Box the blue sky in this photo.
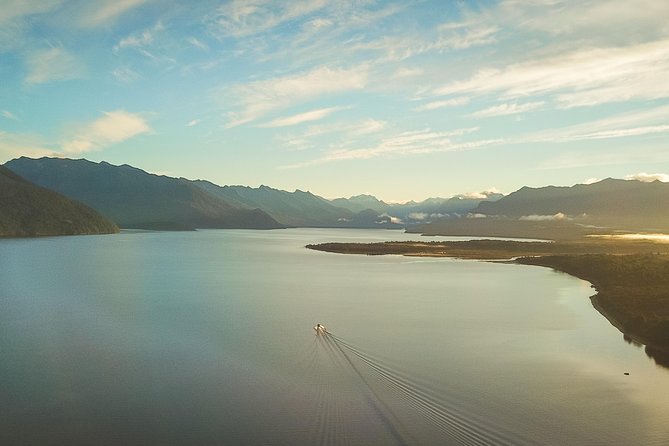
[1,0,668,202]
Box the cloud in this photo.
[61,110,151,154]
[413,97,469,111]
[408,212,428,221]
[0,0,63,24]
[260,106,348,128]
[393,67,423,79]
[553,125,669,141]
[112,22,176,66]
[522,105,669,145]
[281,127,501,168]
[80,0,150,27]
[25,47,86,85]
[519,213,568,222]
[207,0,328,38]
[468,101,544,118]
[222,65,368,127]
[187,37,209,51]
[339,24,498,65]
[0,130,55,162]
[536,150,669,171]
[316,127,483,162]
[186,119,201,127]
[467,213,488,219]
[114,23,164,52]
[435,38,669,108]
[112,66,141,83]
[499,0,669,42]
[459,188,501,199]
[625,172,669,183]
[436,25,498,50]
[277,118,387,152]
[1,110,19,121]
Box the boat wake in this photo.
[306,331,533,446]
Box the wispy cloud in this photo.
[413,97,469,112]
[112,21,177,67]
[393,67,423,79]
[186,119,201,127]
[260,106,348,128]
[207,0,328,38]
[61,110,151,154]
[519,213,568,222]
[524,105,669,144]
[80,0,150,27]
[0,0,63,24]
[114,22,164,52]
[499,0,669,42]
[0,130,55,161]
[469,101,544,118]
[1,110,19,121]
[536,150,669,171]
[222,65,368,127]
[112,66,141,83]
[277,118,387,151]
[281,127,498,168]
[187,36,209,51]
[435,38,669,108]
[25,47,86,85]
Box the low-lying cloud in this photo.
[625,172,669,182]
[519,212,568,222]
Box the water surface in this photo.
[1,229,668,445]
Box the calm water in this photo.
[1,228,668,445]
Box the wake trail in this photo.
[322,333,414,446]
[327,333,532,446]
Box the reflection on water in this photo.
[623,334,669,369]
[588,233,669,243]
[1,229,669,445]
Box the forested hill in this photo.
[0,165,119,237]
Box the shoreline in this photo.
[306,240,669,366]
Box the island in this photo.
[306,239,669,367]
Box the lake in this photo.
[1,228,668,445]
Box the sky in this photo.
[1,0,669,202]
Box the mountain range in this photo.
[4,157,500,231]
[0,165,118,237]
[4,157,667,237]
[474,179,669,230]
[413,178,669,240]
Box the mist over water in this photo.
[1,229,668,445]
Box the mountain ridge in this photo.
[5,157,283,230]
[0,165,119,237]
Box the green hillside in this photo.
[0,166,119,237]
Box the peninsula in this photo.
[306,239,669,367]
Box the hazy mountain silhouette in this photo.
[332,192,503,224]
[474,178,669,231]
[330,194,390,213]
[193,181,401,228]
[5,157,283,230]
[411,178,669,240]
[0,165,119,237]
